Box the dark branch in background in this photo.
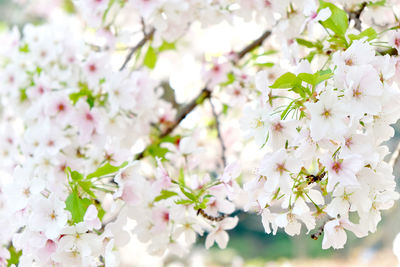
[135,28,272,160]
[119,28,155,71]
[209,98,227,168]
[235,30,272,62]
[347,2,367,31]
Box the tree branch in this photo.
[135,28,272,160]
[347,2,367,31]
[209,98,227,168]
[119,28,155,71]
[235,29,272,61]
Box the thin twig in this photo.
[119,28,155,71]
[347,2,367,31]
[209,98,227,168]
[135,88,211,160]
[235,29,272,61]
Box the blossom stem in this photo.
[119,27,155,71]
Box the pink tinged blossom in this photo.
[152,157,172,192]
[322,218,367,249]
[83,205,101,230]
[72,100,101,143]
[344,65,383,119]
[389,30,400,51]
[205,217,238,249]
[45,93,72,122]
[220,162,241,184]
[301,0,331,34]
[152,207,170,233]
[259,149,301,193]
[118,181,141,205]
[321,155,363,192]
[203,61,231,88]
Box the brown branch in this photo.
[197,208,227,222]
[119,28,155,71]
[235,29,272,61]
[347,2,367,31]
[135,28,272,160]
[209,98,227,168]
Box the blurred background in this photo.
[1,0,400,266]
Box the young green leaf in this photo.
[154,190,179,202]
[65,191,91,224]
[348,27,377,42]
[86,161,128,180]
[158,41,176,52]
[143,46,157,69]
[319,0,348,37]
[269,72,301,89]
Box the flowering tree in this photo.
[1,0,400,266]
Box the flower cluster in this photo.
[1,0,400,266]
[242,32,400,250]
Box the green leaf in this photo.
[254,62,274,68]
[143,46,157,69]
[222,104,229,115]
[348,27,377,42]
[65,191,91,224]
[281,100,295,120]
[102,0,116,23]
[19,43,29,53]
[297,69,333,87]
[269,72,301,89]
[69,82,95,107]
[154,190,179,202]
[7,245,21,267]
[297,73,316,85]
[97,204,105,220]
[158,41,176,52]
[296,38,317,48]
[314,69,333,85]
[62,0,76,14]
[144,144,169,159]
[179,184,197,202]
[178,167,185,186]
[220,72,235,86]
[319,0,349,37]
[194,202,207,210]
[69,169,84,181]
[78,180,96,198]
[367,0,386,7]
[304,51,317,63]
[86,161,128,180]
[175,199,194,205]
[19,88,28,102]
